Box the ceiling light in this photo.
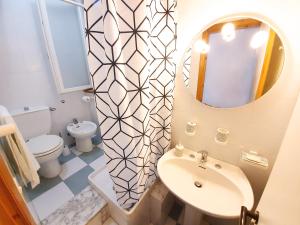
[221,23,236,42]
[194,40,210,54]
[250,31,269,49]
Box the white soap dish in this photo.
[241,151,268,168]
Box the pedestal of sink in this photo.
[184,204,203,225]
[75,137,93,152]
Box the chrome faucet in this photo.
[197,150,208,163]
[73,118,79,124]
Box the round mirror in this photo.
[182,17,285,108]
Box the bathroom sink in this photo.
[157,148,254,220]
[67,121,97,152]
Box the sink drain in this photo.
[194,181,202,188]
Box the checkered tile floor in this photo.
[24,146,106,221]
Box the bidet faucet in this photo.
[197,150,208,163]
[73,118,79,124]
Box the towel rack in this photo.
[0,124,16,138]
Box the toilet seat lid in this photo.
[27,135,63,156]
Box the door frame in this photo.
[0,154,36,225]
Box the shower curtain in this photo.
[84,0,177,208]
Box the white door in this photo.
[251,93,300,225]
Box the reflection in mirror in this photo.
[182,18,284,108]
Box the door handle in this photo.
[239,206,259,225]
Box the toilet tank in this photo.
[11,106,52,140]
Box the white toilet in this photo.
[12,106,64,178]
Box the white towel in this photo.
[0,105,40,188]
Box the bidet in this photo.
[67,120,97,152]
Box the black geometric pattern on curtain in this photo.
[84,0,177,208]
[183,48,192,87]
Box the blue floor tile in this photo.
[59,152,76,164]
[79,147,104,164]
[24,176,62,201]
[64,166,94,195]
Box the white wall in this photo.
[172,0,300,213]
[257,79,300,225]
[0,0,98,145]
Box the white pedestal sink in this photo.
[157,148,254,225]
